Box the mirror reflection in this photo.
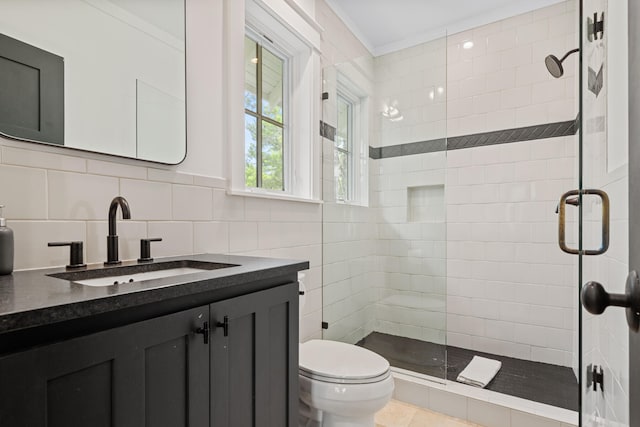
[0,0,186,164]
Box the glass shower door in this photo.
[361,36,449,379]
[320,35,449,381]
[579,0,630,424]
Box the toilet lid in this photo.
[299,340,390,380]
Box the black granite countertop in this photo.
[0,253,308,335]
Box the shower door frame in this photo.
[629,0,640,425]
[581,0,640,423]
[578,0,638,424]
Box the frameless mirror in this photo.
[0,0,186,164]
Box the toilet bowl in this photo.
[299,340,394,427]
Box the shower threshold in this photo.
[356,332,578,411]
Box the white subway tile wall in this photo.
[447,1,578,137]
[0,144,322,342]
[373,38,447,148]
[172,185,214,221]
[2,146,86,172]
[0,165,48,219]
[48,171,120,220]
[371,151,448,344]
[446,135,578,366]
[322,203,378,344]
[87,159,148,180]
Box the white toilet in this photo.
[298,339,394,427]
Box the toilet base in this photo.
[299,399,321,426]
[299,414,321,427]
[299,372,393,427]
[299,408,375,427]
[321,413,375,427]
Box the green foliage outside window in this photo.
[244,36,285,191]
[245,105,283,190]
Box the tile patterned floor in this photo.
[375,400,479,427]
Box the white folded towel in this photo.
[456,356,502,388]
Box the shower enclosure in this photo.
[320,0,630,423]
[321,35,448,381]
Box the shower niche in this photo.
[408,185,445,223]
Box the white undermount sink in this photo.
[47,259,239,287]
[74,267,207,287]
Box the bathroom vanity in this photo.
[0,253,307,426]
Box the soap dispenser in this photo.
[0,205,14,275]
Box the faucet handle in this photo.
[48,241,86,269]
[138,238,162,262]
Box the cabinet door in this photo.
[210,282,299,427]
[0,305,209,427]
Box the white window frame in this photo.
[335,71,369,206]
[225,0,322,203]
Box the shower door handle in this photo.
[558,189,610,255]
[581,271,640,331]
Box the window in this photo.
[331,72,369,206]
[335,94,353,201]
[227,0,321,202]
[244,35,286,191]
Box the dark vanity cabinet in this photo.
[0,305,210,427]
[0,282,299,427]
[211,283,299,426]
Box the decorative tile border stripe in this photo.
[447,119,577,151]
[368,117,579,159]
[369,138,446,159]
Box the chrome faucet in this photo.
[106,196,131,265]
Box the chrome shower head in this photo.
[545,48,579,78]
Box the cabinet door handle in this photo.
[216,316,229,337]
[195,321,209,344]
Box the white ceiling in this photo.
[324,0,566,56]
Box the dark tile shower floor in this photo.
[356,332,578,411]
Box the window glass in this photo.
[261,121,284,190]
[244,37,258,113]
[334,149,348,201]
[244,34,286,190]
[336,96,350,150]
[335,94,352,201]
[261,48,284,123]
[244,114,258,187]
